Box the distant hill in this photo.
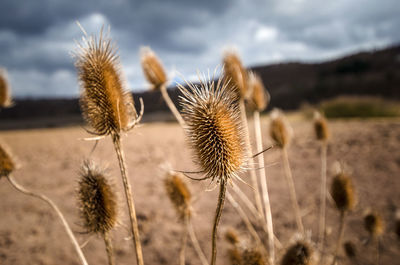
[0,44,399,129]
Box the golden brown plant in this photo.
[343,241,356,259]
[223,50,249,99]
[247,71,270,112]
[364,212,384,238]
[270,109,293,148]
[0,68,13,108]
[331,173,355,213]
[0,143,16,178]
[242,248,266,265]
[165,172,191,221]
[225,228,240,246]
[228,247,242,265]
[313,111,329,142]
[281,241,314,265]
[140,47,167,89]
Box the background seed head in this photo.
[247,71,270,112]
[0,143,16,178]
[364,212,384,237]
[281,241,314,265]
[0,68,13,108]
[343,241,357,258]
[242,247,266,265]
[331,173,356,213]
[313,111,330,141]
[164,172,191,221]
[270,109,293,148]
[223,50,249,99]
[140,46,168,90]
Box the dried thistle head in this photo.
[164,172,191,221]
[364,212,384,237]
[0,68,13,108]
[140,46,168,90]
[247,71,270,112]
[0,143,16,178]
[77,160,118,235]
[281,241,314,265]
[330,173,355,213]
[227,247,242,265]
[343,241,356,259]
[242,248,266,265]
[313,111,329,142]
[270,109,293,148]
[74,29,140,137]
[225,228,240,246]
[223,50,249,99]
[178,74,247,183]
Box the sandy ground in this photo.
[0,117,399,265]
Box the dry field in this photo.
[0,117,399,265]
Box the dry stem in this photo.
[318,142,328,255]
[180,216,189,265]
[331,211,346,265]
[188,219,209,265]
[211,180,227,265]
[160,84,185,127]
[104,232,115,265]
[7,175,88,265]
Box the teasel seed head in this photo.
[364,212,384,237]
[330,173,356,213]
[77,160,118,235]
[0,68,13,108]
[140,46,168,90]
[242,247,266,265]
[270,109,293,148]
[313,111,329,142]
[0,143,16,178]
[227,247,242,265]
[225,228,240,246]
[343,241,356,259]
[281,240,314,265]
[74,29,140,137]
[164,172,191,221]
[223,50,249,99]
[178,74,247,183]
[247,71,270,112]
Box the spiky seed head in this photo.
[74,29,138,136]
[0,68,13,108]
[140,46,167,90]
[225,228,240,245]
[343,241,356,258]
[270,109,293,148]
[364,212,384,237]
[247,71,270,112]
[281,241,314,265]
[223,50,249,99]
[0,143,16,178]
[77,160,118,235]
[227,247,242,265]
[164,172,191,221]
[313,111,329,141]
[330,173,355,213]
[242,248,266,265]
[179,75,247,183]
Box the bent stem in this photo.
[180,216,189,265]
[112,133,144,265]
[7,175,88,265]
[211,179,227,265]
[160,84,185,127]
[318,142,328,255]
[281,147,304,234]
[104,232,115,265]
[188,219,209,265]
[253,110,275,265]
[331,211,346,265]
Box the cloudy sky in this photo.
[1,0,399,98]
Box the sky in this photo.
[0,0,399,98]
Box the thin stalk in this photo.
[375,237,380,265]
[211,180,227,265]
[253,110,275,265]
[187,220,209,265]
[7,175,88,265]
[112,133,144,265]
[331,211,346,265]
[239,100,264,219]
[160,84,185,127]
[180,216,189,265]
[103,232,115,265]
[281,147,304,234]
[318,142,328,255]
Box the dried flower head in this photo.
[281,241,314,265]
[179,75,247,183]
[343,241,356,258]
[0,143,16,178]
[364,212,384,237]
[247,71,270,112]
[164,172,191,221]
[331,173,355,213]
[225,228,240,245]
[242,248,266,265]
[228,247,242,265]
[0,68,13,108]
[74,29,141,137]
[77,160,118,234]
[140,47,168,90]
[313,111,329,141]
[223,50,249,99]
[270,109,293,148]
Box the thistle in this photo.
[281,241,314,265]
[247,71,270,112]
[313,111,329,142]
[0,68,13,108]
[223,50,249,99]
[242,248,266,265]
[343,241,356,259]
[74,28,144,265]
[225,228,240,246]
[364,212,384,238]
[0,142,16,178]
[179,74,247,265]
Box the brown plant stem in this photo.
[112,133,144,265]
[7,175,88,265]
[375,237,380,265]
[160,84,185,127]
[331,211,346,265]
[104,232,115,265]
[187,219,209,265]
[180,216,189,265]
[318,142,328,255]
[211,180,227,265]
[282,147,304,234]
[253,110,275,265]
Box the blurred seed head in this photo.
[0,143,16,178]
[281,240,314,265]
[164,172,191,221]
[270,109,293,148]
[140,46,168,90]
[242,247,266,265]
[313,111,329,142]
[227,247,242,265]
[179,74,247,183]
[364,212,384,237]
[223,50,249,99]
[247,71,270,112]
[74,29,138,136]
[0,68,13,108]
[343,241,357,259]
[331,173,356,213]
[395,210,400,240]
[225,228,240,246]
[77,160,118,235]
